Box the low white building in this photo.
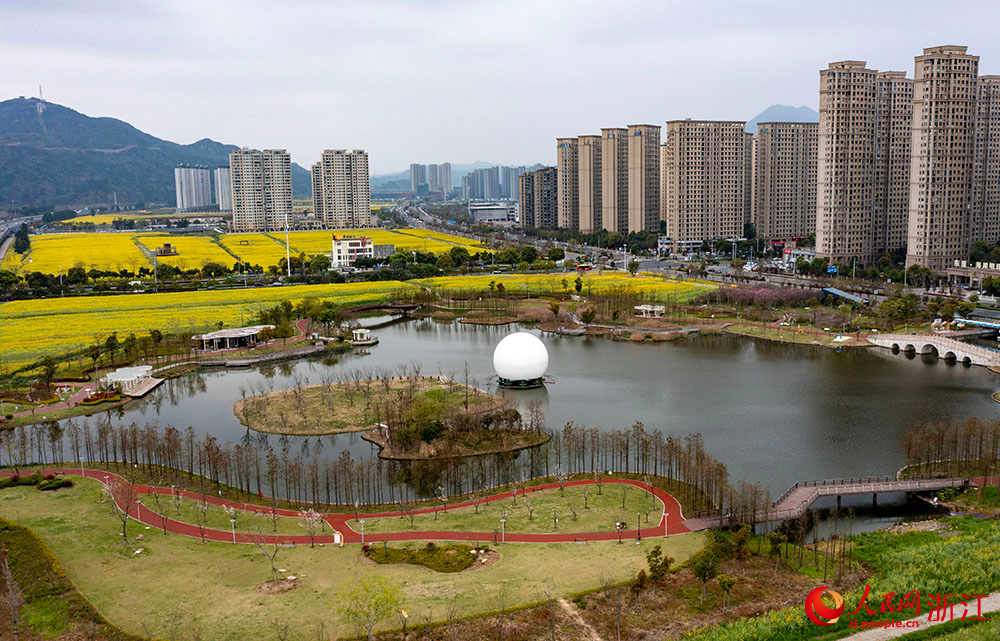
[103,365,153,392]
[192,325,274,350]
[331,235,374,268]
[634,304,665,318]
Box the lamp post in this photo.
[637,512,641,542]
[616,521,624,544]
[664,511,669,538]
[360,519,365,544]
[230,518,236,544]
[500,517,506,543]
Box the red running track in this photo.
[11,469,690,546]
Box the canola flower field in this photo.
[417,271,714,301]
[0,281,417,370]
[135,236,235,268]
[1,228,488,275]
[1,233,155,275]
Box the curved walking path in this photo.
[14,469,690,546]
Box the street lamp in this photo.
[360,519,365,544]
[230,518,236,544]
[664,511,669,538]
[637,512,641,542]
[500,517,506,543]
[616,521,625,544]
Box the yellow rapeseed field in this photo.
[136,236,235,268]
[395,228,489,249]
[417,271,715,300]
[217,234,291,267]
[0,281,417,369]
[1,233,155,275]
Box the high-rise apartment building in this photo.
[556,138,579,229]
[815,61,913,264]
[501,166,526,200]
[312,150,371,229]
[601,128,629,233]
[752,122,817,240]
[874,71,914,256]
[229,148,292,232]
[578,135,603,233]
[972,76,1000,244]
[174,165,212,212]
[519,167,557,229]
[409,163,426,192]
[428,164,440,192]
[213,167,232,212]
[440,163,452,193]
[662,120,752,253]
[906,46,980,270]
[627,124,661,233]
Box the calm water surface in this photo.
[72,317,1000,495]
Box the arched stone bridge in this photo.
[867,333,1000,367]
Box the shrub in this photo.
[365,543,477,573]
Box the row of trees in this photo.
[902,418,1000,484]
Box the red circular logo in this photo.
[805,586,845,626]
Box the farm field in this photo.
[63,211,212,226]
[393,228,489,250]
[217,233,291,267]
[0,479,704,641]
[282,229,480,256]
[136,235,236,268]
[1,232,157,274]
[418,271,715,301]
[0,280,416,369]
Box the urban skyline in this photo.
[5,1,1000,173]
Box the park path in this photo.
[841,593,1000,640]
[558,598,604,641]
[9,469,689,546]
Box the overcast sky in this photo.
[4,0,1000,174]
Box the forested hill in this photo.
[0,97,311,208]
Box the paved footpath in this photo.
[12,469,690,546]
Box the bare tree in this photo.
[110,473,138,551]
[492,584,509,641]
[299,508,324,547]
[0,557,24,641]
[247,517,283,585]
[554,464,568,496]
[601,574,625,641]
[195,497,210,542]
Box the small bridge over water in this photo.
[867,333,1000,367]
[347,303,420,315]
[684,475,968,531]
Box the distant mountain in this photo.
[0,97,311,208]
[746,105,819,134]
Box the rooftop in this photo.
[192,325,274,340]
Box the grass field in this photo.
[136,235,236,268]
[0,479,704,640]
[149,494,309,536]
[0,280,416,369]
[351,483,662,536]
[418,271,715,301]
[1,232,158,274]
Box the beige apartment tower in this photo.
[906,46,980,270]
[519,167,557,229]
[627,124,661,233]
[601,128,629,233]
[229,148,292,232]
[972,76,1000,245]
[752,122,817,240]
[312,149,371,229]
[578,135,603,233]
[662,120,752,253]
[874,71,914,256]
[556,138,579,229]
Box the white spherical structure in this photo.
[493,332,549,387]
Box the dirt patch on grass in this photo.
[459,316,517,325]
[255,578,300,594]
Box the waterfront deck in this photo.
[125,377,164,398]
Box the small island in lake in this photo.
[233,373,549,459]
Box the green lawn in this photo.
[144,494,310,536]
[0,479,704,641]
[351,483,662,535]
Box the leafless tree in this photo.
[149,480,169,534]
[271,618,290,641]
[554,464,568,496]
[601,573,625,641]
[195,497,210,542]
[0,557,24,641]
[524,497,535,521]
[492,584,508,641]
[110,473,138,551]
[247,517,283,585]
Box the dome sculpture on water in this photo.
[493,331,549,389]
